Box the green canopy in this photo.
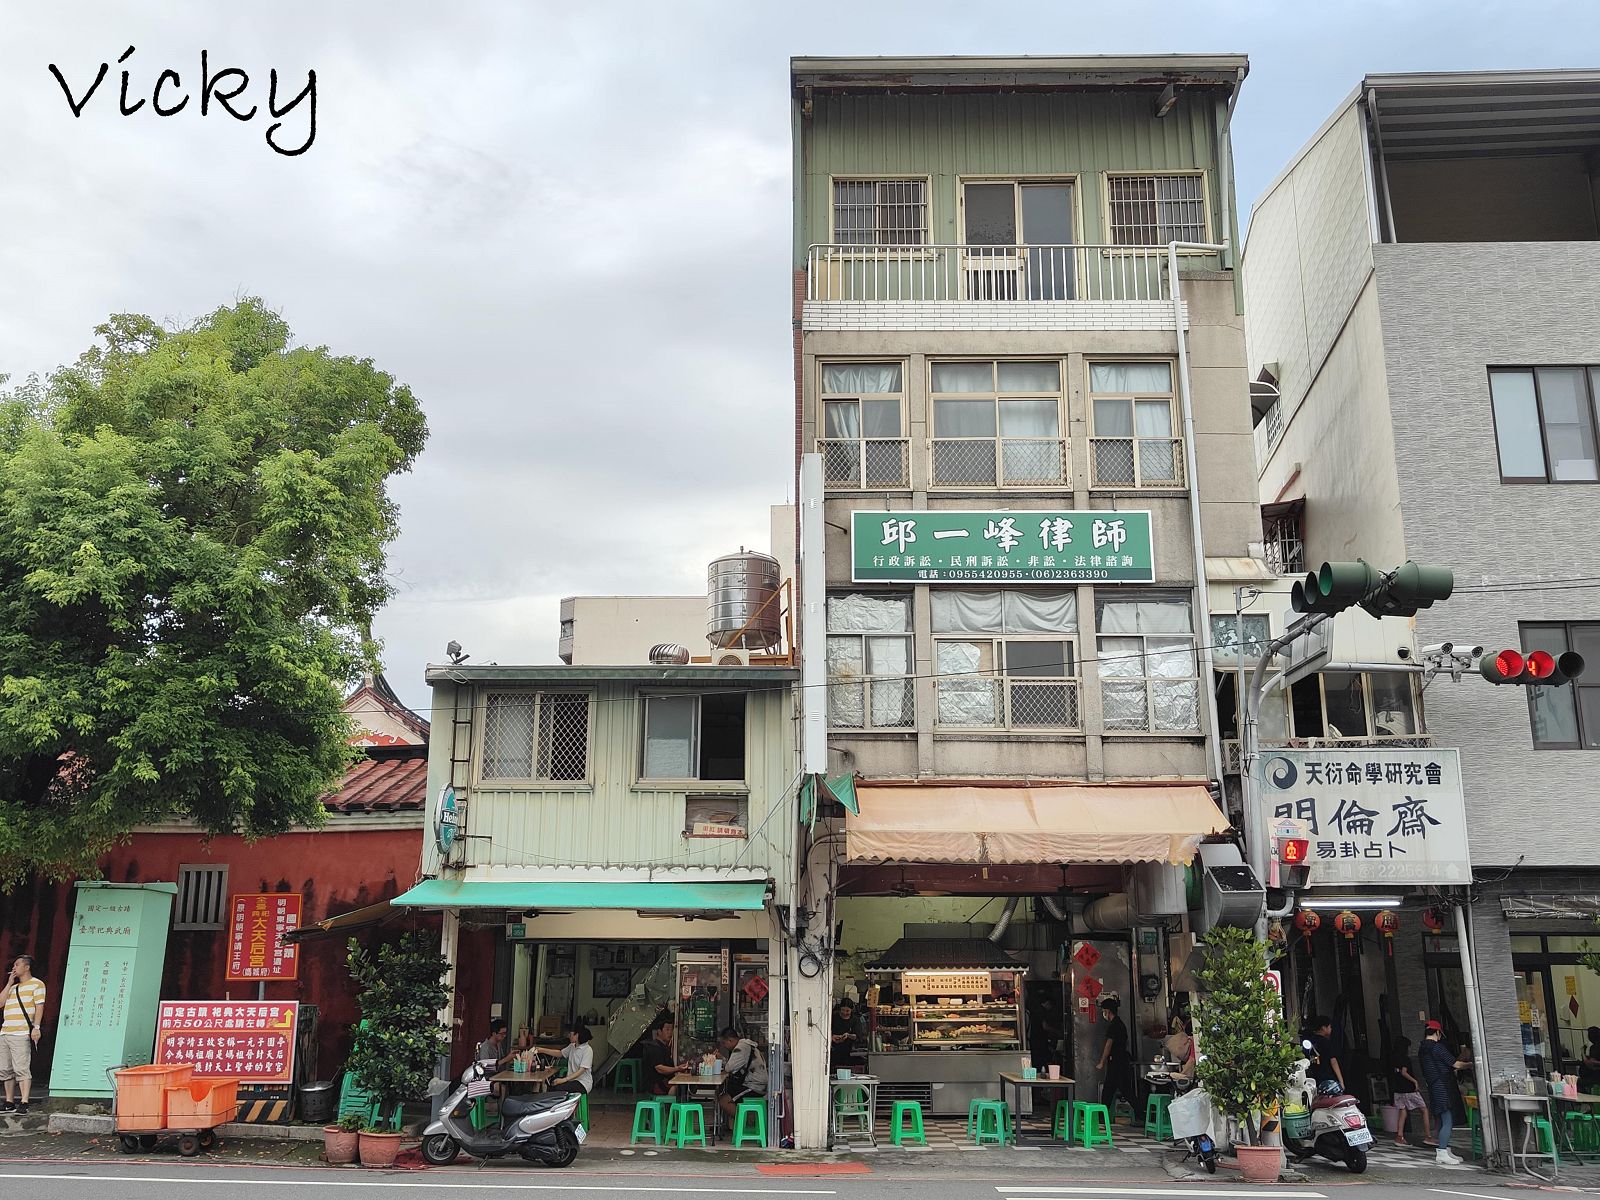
[390,877,768,912]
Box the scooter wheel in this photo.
[1204,1155,1217,1174]
[1346,1148,1368,1174]
[541,1127,579,1169]
[421,1134,460,1165]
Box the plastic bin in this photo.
[165,1077,240,1129]
[114,1064,194,1132]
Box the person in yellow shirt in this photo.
[0,955,46,1115]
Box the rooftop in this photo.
[791,54,1247,93]
[325,744,427,814]
[425,663,798,686]
[1364,68,1600,160]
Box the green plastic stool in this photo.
[575,1092,589,1128]
[972,1099,1010,1146]
[1114,1098,1134,1124]
[630,1098,667,1145]
[833,1086,872,1136]
[613,1058,641,1094]
[1533,1116,1559,1165]
[1144,1093,1174,1140]
[1079,1102,1115,1148]
[890,1100,926,1146]
[967,1097,986,1138]
[733,1098,768,1148]
[1564,1111,1589,1156]
[1052,1099,1076,1141]
[672,1102,708,1148]
[1468,1106,1484,1158]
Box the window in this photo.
[1209,614,1272,667]
[1523,623,1600,749]
[1089,362,1182,487]
[174,864,229,931]
[1262,505,1305,575]
[642,692,746,780]
[820,363,908,488]
[1098,595,1199,733]
[961,180,1076,299]
[832,179,927,246]
[1214,673,1290,742]
[930,360,1066,487]
[482,692,591,781]
[826,593,913,729]
[933,590,1079,729]
[1491,367,1600,483]
[1106,172,1207,245]
[1287,671,1420,740]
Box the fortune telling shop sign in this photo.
[1257,748,1470,886]
[226,893,301,982]
[155,1001,298,1083]
[851,510,1154,583]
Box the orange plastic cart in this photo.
[111,1066,239,1156]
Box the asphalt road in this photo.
[0,1166,1577,1200]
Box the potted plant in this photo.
[1194,926,1303,1183]
[323,1112,363,1165]
[346,932,452,1168]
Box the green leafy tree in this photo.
[0,300,426,884]
[1194,926,1302,1145]
[346,933,452,1127]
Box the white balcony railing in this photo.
[1088,436,1186,488]
[807,244,1170,303]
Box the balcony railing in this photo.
[1088,436,1186,488]
[1222,734,1436,774]
[807,244,1170,303]
[936,676,1082,731]
[930,437,1070,489]
[819,438,911,489]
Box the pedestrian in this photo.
[1096,997,1136,1119]
[1419,1019,1469,1165]
[1388,1034,1431,1146]
[0,955,46,1115]
[1301,1014,1345,1093]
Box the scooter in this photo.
[1159,1072,1221,1174]
[1280,1047,1371,1174]
[420,1061,586,1168]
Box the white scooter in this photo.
[420,1061,586,1168]
[1280,1046,1372,1174]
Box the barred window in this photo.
[1106,173,1207,246]
[832,179,927,246]
[932,590,1080,730]
[930,360,1066,488]
[482,692,590,782]
[1089,362,1181,488]
[174,864,229,931]
[820,363,908,490]
[1097,595,1199,733]
[827,593,913,730]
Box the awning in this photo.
[845,784,1226,866]
[390,878,769,912]
[281,899,397,944]
[1502,895,1600,921]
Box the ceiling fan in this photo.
[889,868,952,898]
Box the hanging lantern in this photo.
[1294,908,1322,935]
[1334,909,1362,954]
[1374,909,1400,957]
[1422,906,1446,934]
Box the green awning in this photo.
[390,878,769,912]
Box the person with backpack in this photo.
[0,955,46,1115]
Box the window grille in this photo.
[1107,173,1207,246]
[482,692,590,782]
[1262,510,1304,576]
[174,864,229,931]
[833,180,927,246]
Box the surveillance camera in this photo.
[1397,646,1412,660]
[1464,644,1484,660]
[1421,642,1453,657]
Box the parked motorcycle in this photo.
[420,1062,586,1167]
[1158,1072,1221,1174]
[1280,1046,1371,1173]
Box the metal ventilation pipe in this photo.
[1082,893,1134,932]
[987,896,1020,943]
[1039,896,1069,922]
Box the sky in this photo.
[2,0,1595,713]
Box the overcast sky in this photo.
[2,1,1593,712]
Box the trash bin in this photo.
[298,1079,338,1125]
[113,1064,193,1132]
[166,1078,240,1127]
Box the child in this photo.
[1389,1035,1431,1147]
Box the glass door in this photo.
[1518,970,1556,1075]
[961,181,1076,299]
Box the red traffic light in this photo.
[1277,837,1310,864]
[1480,647,1586,686]
[1495,649,1523,678]
[1525,650,1556,680]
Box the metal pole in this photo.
[1455,902,1499,1163]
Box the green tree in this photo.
[0,300,426,884]
[1194,926,1302,1145]
[346,932,452,1127]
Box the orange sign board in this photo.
[225,893,301,982]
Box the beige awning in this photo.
[845,784,1227,866]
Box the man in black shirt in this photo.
[641,1014,685,1095]
[1302,1014,1344,1092]
[1096,997,1135,1117]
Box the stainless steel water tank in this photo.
[707,552,781,650]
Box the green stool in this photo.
[1533,1116,1559,1165]
[1468,1106,1484,1158]
[967,1097,986,1138]
[1144,1093,1174,1140]
[575,1092,589,1128]
[833,1086,872,1137]
[1078,1102,1115,1148]
[890,1100,926,1146]
[972,1099,1010,1146]
[1563,1111,1589,1156]
[613,1058,641,1094]
[630,1098,667,1145]
[1052,1099,1076,1141]
[672,1102,708,1148]
[469,1097,490,1131]
[733,1098,768,1148]
[1114,1098,1134,1124]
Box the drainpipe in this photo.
[1168,240,1230,793]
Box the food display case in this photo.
[907,972,1022,1050]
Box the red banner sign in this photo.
[226,893,301,982]
[155,1000,298,1083]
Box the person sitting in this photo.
[1579,1026,1600,1094]
[473,1018,527,1101]
[641,1013,689,1095]
[1302,1014,1344,1093]
[830,1000,863,1071]
[1164,1016,1196,1079]
[716,1026,768,1123]
[540,1024,593,1095]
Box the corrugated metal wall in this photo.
[797,90,1229,253]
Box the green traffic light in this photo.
[1318,560,1381,599]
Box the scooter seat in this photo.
[1311,1093,1357,1110]
[502,1091,579,1120]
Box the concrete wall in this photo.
[559,596,708,665]
[1386,153,1600,243]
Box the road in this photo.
[0,1166,1582,1200]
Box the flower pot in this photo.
[1234,1143,1283,1184]
[358,1130,403,1168]
[323,1126,359,1165]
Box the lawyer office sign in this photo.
[851,509,1154,583]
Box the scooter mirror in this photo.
[1301,1039,1315,1053]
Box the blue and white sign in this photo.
[434,785,460,854]
[1257,748,1470,886]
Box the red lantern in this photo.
[1422,906,1446,934]
[1334,910,1362,954]
[1294,908,1322,935]
[1374,909,1400,956]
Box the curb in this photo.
[46,1114,324,1142]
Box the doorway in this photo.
[961,180,1076,299]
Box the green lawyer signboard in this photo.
[851,509,1154,583]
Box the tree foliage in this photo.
[1194,926,1302,1144]
[346,933,452,1124]
[0,300,426,884]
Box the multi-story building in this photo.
[789,54,1262,1146]
[1245,69,1600,1097]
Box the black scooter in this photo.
[420,1062,585,1168]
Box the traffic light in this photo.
[1274,836,1311,889]
[1290,560,1454,619]
[1362,562,1455,618]
[1480,647,1586,686]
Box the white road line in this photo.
[999,1190,1327,1198]
[1428,1190,1528,1200]
[0,1174,836,1195]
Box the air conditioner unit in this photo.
[705,647,754,666]
[963,251,1022,300]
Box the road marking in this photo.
[0,1174,836,1195]
[1000,1191,1327,1198]
[1428,1191,1528,1200]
